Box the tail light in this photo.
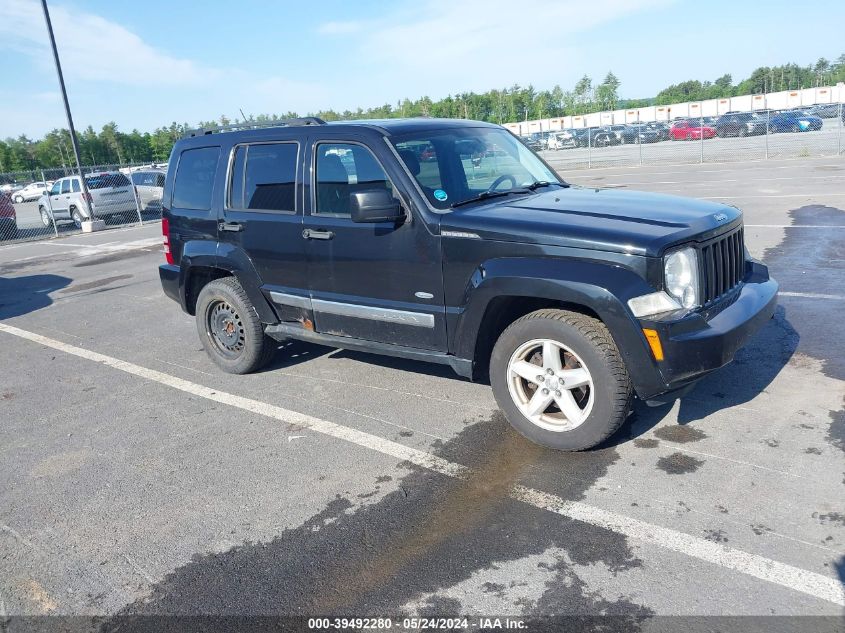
[162,217,174,265]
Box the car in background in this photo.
[130,170,166,211]
[546,131,577,150]
[570,128,593,147]
[806,103,842,118]
[768,110,823,133]
[593,126,623,147]
[0,183,23,195]
[714,112,767,137]
[38,171,137,228]
[670,119,717,140]
[519,136,543,151]
[0,192,16,240]
[620,124,660,144]
[11,181,53,204]
[642,122,671,141]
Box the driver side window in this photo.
[50,181,62,195]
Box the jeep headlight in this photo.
[664,246,700,309]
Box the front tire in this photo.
[39,206,52,227]
[195,277,276,374]
[490,309,632,451]
[13,195,24,204]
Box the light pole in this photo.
[40,0,102,231]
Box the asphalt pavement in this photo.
[0,157,843,629]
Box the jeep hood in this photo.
[439,186,742,257]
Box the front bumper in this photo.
[636,261,778,401]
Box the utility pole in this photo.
[41,0,102,231]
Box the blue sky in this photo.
[1,0,843,138]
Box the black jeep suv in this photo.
[159,117,777,451]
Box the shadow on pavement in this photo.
[0,274,71,320]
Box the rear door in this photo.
[219,139,308,320]
[302,135,446,351]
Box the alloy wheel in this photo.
[506,338,594,432]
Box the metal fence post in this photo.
[699,114,704,164]
[41,169,59,237]
[127,165,144,226]
[638,121,643,165]
[765,111,770,160]
[588,127,592,169]
[838,102,843,156]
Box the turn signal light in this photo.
[642,328,664,361]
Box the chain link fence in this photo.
[0,161,166,244]
[535,104,844,171]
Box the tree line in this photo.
[2,55,843,174]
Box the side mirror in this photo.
[350,189,402,223]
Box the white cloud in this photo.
[0,0,213,87]
[321,0,673,104]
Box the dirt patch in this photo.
[654,425,707,444]
[656,452,704,475]
[59,274,133,293]
[101,415,652,622]
[73,247,157,267]
[632,438,659,449]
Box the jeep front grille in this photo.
[701,227,745,304]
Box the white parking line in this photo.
[779,291,845,300]
[702,193,845,199]
[0,322,842,607]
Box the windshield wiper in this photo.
[450,189,530,208]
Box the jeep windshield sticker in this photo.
[433,189,448,202]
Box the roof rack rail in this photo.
[184,117,326,138]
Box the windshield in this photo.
[391,127,562,210]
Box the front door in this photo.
[303,139,446,351]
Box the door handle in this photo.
[302,228,334,240]
[219,221,243,232]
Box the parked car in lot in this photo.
[546,131,577,150]
[11,181,53,203]
[38,171,137,228]
[0,192,17,240]
[767,110,823,133]
[643,122,671,141]
[805,103,842,118]
[159,117,777,451]
[620,124,660,144]
[130,169,166,211]
[519,135,543,151]
[714,113,767,137]
[593,126,624,147]
[0,183,23,195]
[670,119,717,140]
[571,128,593,147]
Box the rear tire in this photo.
[70,206,85,229]
[490,309,633,451]
[195,277,277,374]
[13,194,23,204]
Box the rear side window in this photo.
[61,180,70,194]
[86,174,130,189]
[173,147,220,210]
[229,143,298,212]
